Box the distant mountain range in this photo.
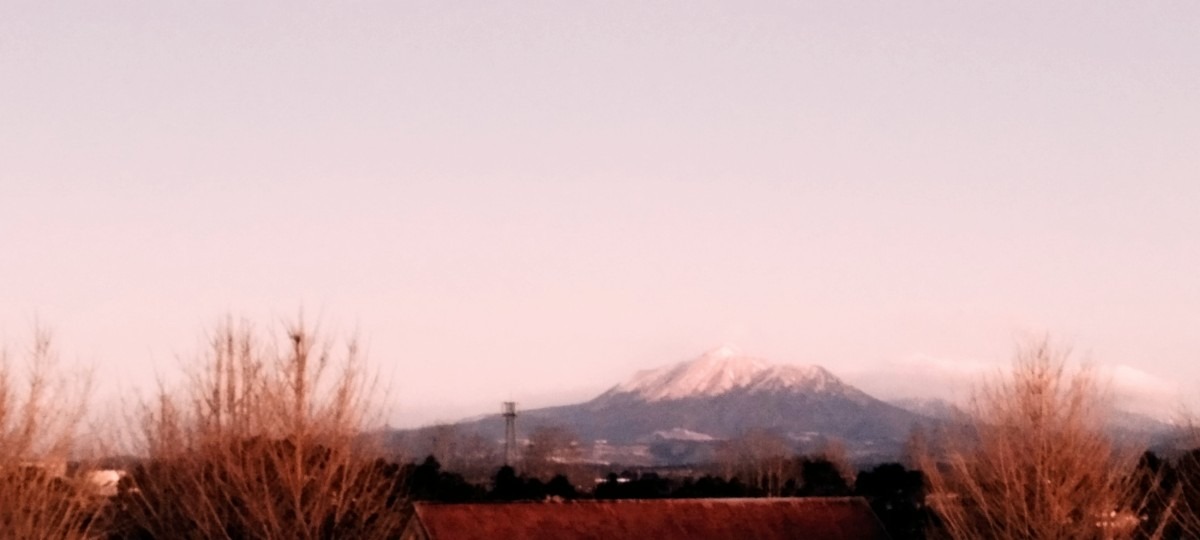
[885,397,965,421]
[884,395,1176,436]
[387,347,1180,466]
[391,347,930,464]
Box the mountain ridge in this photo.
[391,348,928,464]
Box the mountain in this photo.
[888,397,964,421]
[887,396,1178,451]
[393,347,929,465]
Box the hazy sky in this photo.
[3,2,1198,426]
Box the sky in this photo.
[2,2,1198,427]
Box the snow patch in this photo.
[652,428,716,441]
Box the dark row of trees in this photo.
[399,453,930,540]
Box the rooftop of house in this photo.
[406,497,891,540]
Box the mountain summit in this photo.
[602,346,863,403]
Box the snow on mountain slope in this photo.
[652,428,717,441]
[604,346,865,402]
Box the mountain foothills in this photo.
[392,347,932,464]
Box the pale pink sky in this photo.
[2,2,1198,426]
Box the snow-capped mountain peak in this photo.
[604,347,856,402]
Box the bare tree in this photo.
[717,428,793,496]
[814,437,856,486]
[0,326,100,540]
[522,425,581,478]
[423,423,462,467]
[921,339,1172,540]
[117,317,405,540]
[456,432,500,483]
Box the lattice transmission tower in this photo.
[502,401,518,466]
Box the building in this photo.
[401,497,891,540]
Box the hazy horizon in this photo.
[3,2,1198,428]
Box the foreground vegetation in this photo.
[2,319,407,540]
[2,320,1199,539]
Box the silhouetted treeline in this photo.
[1128,449,1200,539]
[856,463,930,540]
[395,454,932,540]
[402,456,485,502]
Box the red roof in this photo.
[409,497,890,540]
